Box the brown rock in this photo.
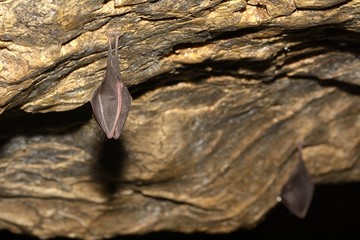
[294,0,349,10]
[0,0,359,239]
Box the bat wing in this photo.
[280,147,314,218]
[91,65,132,139]
[91,68,123,139]
[113,86,132,139]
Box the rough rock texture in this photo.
[0,0,359,239]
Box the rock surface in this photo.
[0,0,359,239]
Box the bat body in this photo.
[280,144,314,218]
[91,33,132,139]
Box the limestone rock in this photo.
[0,0,359,239]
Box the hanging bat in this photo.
[280,143,314,218]
[91,33,132,139]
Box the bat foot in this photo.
[107,32,122,38]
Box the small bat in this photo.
[91,33,132,139]
[280,143,314,218]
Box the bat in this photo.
[280,143,314,218]
[91,33,132,139]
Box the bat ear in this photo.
[280,143,314,218]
